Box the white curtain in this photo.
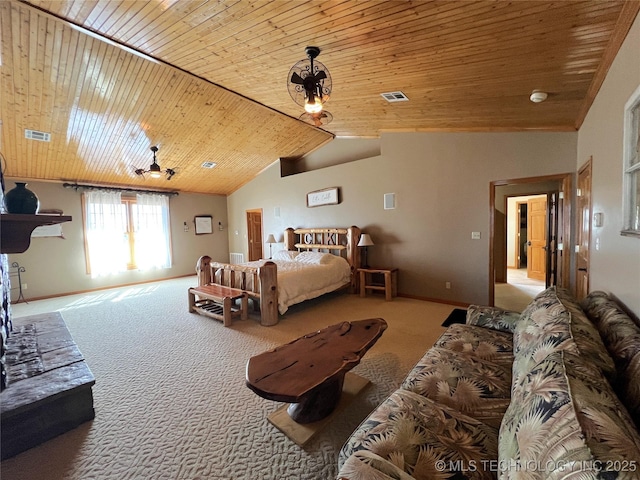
[84,190,128,278]
[134,194,171,270]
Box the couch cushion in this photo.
[338,451,418,480]
[513,286,616,380]
[434,323,514,370]
[339,389,498,480]
[563,351,640,472]
[401,347,511,428]
[580,291,640,428]
[500,350,640,479]
[466,305,521,333]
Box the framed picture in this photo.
[194,215,213,235]
[307,187,340,208]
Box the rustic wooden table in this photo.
[246,318,387,424]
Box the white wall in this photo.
[5,178,229,299]
[228,131,577,306]
[577,14,640,316]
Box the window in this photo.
[622,85,640,237]
[83,191,172,277]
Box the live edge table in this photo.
[246,318,387,446]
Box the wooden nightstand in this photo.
[358,267,398,301]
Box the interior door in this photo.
[246,210,263,261]
[576,158,592,300]
[527,196,547,281]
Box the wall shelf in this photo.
[0,214,72,254]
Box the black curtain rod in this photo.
[62,182,179,197]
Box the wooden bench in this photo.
[188,284,248,326]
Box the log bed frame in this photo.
[195,226,361,326]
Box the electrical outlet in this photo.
[22,283,27,290]
[445,282,451,289]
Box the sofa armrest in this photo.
[338,451,418,480]
[466,305,521,333]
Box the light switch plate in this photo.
[471,231,481,240]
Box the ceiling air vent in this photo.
[201,161,217,169]
[25,129,51,142]
[381,91,409,103]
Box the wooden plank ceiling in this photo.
[1,0,638,195]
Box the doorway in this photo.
[246,209,263,261]
[490,173,572,311]
[502,194,547,311]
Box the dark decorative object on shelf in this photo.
[4,182,39,214]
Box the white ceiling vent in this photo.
[201,161,217,169]
[381,91,409,103]
[25,129,51,142]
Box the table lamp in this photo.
[266,234,277,259]
[357,233,374,268]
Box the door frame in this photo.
[246,208,263,261]
[575,157,592,300]
[489,173,573,306]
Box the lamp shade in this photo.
[357,233,374,247]
[266,234,277,244]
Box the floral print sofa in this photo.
[337,287,640,480]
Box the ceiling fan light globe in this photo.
[149,171,163,179]
[305,97,323,114]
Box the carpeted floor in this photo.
[2,276,453,480]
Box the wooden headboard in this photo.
[284,226,361,274]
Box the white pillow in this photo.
[295,251,335,265]
[272,250,299,261]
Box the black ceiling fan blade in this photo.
[314,71,327,81]
[290,72,305,84]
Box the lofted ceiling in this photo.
[1,1,638,195]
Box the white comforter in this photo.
[243,252,351,314]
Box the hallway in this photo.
[495,268,546,312]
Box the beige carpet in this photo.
[2,276,454,480]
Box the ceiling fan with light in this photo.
[134,146,176,180]
[288,46,332,126]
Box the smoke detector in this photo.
[530,90,548,103]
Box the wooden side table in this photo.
[358,267,398,301]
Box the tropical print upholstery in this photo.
[465,305,521,333]
[500,350,640,480]
[339,451,419,480]
[401,347,511,428]
[580,291,640,428]
[338,288,640,480]
[513,286,616,381]
[339,389,498,480]
[434,323,514,370]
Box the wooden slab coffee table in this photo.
[246,318,387,444]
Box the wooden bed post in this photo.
[196,256,212,286]
[284,227,296,251]
[258,261,278,326]
[347,226,361,293]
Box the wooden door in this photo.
[576,158,592,300]
[246,210,263,261]
[527,196,547,281]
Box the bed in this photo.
[195,226,361,326]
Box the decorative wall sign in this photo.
[307,187,339,207]
[194,215,213,234]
